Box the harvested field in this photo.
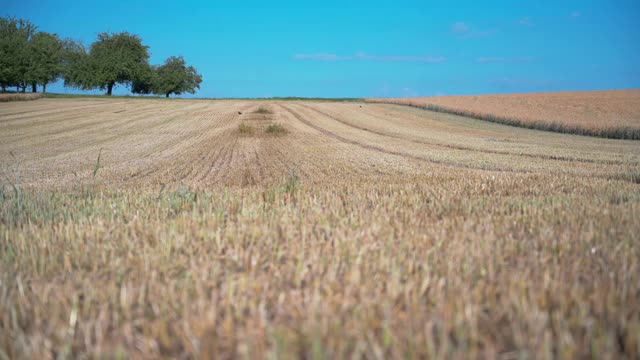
[368,90,640,139]
[1,98,639,358]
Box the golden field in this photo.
[1,98,639,359]
[367,90,640,139]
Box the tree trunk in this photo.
[165,93,170,98]
[107,82,114,96]
[43,83,47,94]
[31,83,37,93]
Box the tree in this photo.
[153,56,202,98]
[26,32,64,93]
[61,39,91,90]
[130,63,157,95]
[2,19,202,97]
[0,17,36,92]
[84,32,150,95]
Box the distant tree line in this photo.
[0,16,202,97]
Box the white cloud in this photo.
[293,52,446,63]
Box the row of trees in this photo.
[0,17,202,97]
[0,17,63,93]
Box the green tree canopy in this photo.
[26,32,64,93]
[153,56,202,98]
[0,17,36,92]
[2,18,203,97]
[81,32,150,95]
[130,63,158,95]
[60,39,90,89]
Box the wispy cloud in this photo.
[477,57,532,63]
[451,22,496,39]
[570,11,581,18]
[518,17,534,27]
[293,52,446,63]
[294,53,346,61]
[452,22,469,34]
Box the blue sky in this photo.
[4,0,640,98]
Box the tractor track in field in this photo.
[283,104,640,183]
[122,103,256,185]
[2,98,638,189]
[297,103,625,166]
[0,100,132,122]
[281,104,533,175]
